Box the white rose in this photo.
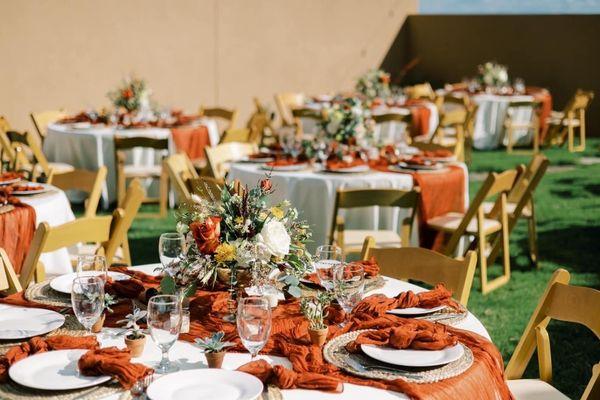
[256,220,291,259]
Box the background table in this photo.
[45,121,219,207]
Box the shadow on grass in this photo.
[130,236,159,266]
[537,225,600,275]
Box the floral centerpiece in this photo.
[355,69,391,100]
[477,62,509,89]
[171,178,312,297]
[319,97,375,146]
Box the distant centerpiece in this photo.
[477,61,509,89]
[355,68,391,100]
[319,97,375,146]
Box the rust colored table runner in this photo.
[0,200,36,273]
[170,125,211,160]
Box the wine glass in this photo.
[314,245,344,291]
[237,297,272,359]
[76,255,108,282]
[158,233,185,271]
[147,295,182,374]
[333,262,365,324]
[71,276,105,333]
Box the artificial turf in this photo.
[123,139,600,399]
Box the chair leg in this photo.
[527,202,539,268]
[159,170,169,218]
[476,210,490,293]
[567,123,575,152]
[506,125,514,153]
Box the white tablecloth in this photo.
[94,263,490,400]
[44,121,219,207]
[20,186,75,276]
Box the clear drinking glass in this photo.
[76,255,108,282]
[314,245,344,291]
[333,262,365,323]
[71,276,105,333]
[237,296,272,359]
[158,233,185,270]
[147,295,182,374]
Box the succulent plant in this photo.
[300,291,333,330]
[117,303,147,339]
[194,331,235,353]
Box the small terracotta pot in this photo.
[125,334,146,357]
[91,313,105,333]
[308,327,329,347]
[205,351,225,368]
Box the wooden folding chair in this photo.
[505,269,599,400]
[291,107,323,137]
[114,136,169,218]
[30,110,66,142]
[219,128,251,144]
[405,83,436,101]
[485,155,549,269]
[51,167,107,217]
[199,106,238,136]
[0,248,23,295]
[247,98,276,145]
[164,153,200,204]
[545,89,594,152]
[362,239,477,306]
[430,108,467,162]
[329,188,420,257]
[427,168,518,294]
[187,176,224,202]
[504,100,542,154]
[274,92,305,126]
[204,142,257,180]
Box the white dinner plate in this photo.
[0,306,65,339]
[325,165,371,173]
[422,155,457,163]
[10,182,51,195]
[9,349,111,390]
[50,271,130,294]
[361,343,464,367]
[386,304,446,316]
[261,163,308,172]
[397,161,444,171]
[0,177,21,186]
[147,369,263,400]
[388,165,449,174]
[239,156,275,163]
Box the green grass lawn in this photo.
[124,140,600,398]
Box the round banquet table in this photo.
[19,185,75,276]
[44,120,220,208]
[94,263,490,400]
[228,163,469,253]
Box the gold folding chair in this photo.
[430,108,467,162]
[114,136,169,218]
[52,167,107,218]
[545,89,594,152]
[291,107,323,137]
[504,100,542,154]
[427,168,518,294]
[204,142,257,180]
[164,153,200,204]
[30,110,66,142]
[188,176,224,202]
[362,239,477,306]
[0,248,23,295]
[199,106,238,136]
[219,128,251,144]
[247,98,276,145]
[505,269,599,400]
[405,83,436,101]
[274,92,305,126]
[329,188,420,256]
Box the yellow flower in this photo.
[234,216,244,225]
[270,207,285,220]
[214,243,236,263]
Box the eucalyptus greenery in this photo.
[194,331,235,353]
[117,303,147,339]
[300,291,334,330]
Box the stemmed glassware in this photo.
[332,262,365,325]
[158,233,185,271]
[71,276,105,333]
[76,255,108,282]
[147,295,182,374]
[236,297,272,359]
[314,245,344,291]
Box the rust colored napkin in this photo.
[353,283,460,317]
[266,158,305,167]
[0,335,99,382]
[78,347,153,389]
[105,278,145,299]
[237,359,343,393]
[305,257,380,287]
[325,159,367,170]
[346,320,458,353]
[109,264,162,285]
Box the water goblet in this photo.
[236,297,272,359]
[333,262,365,325]
[314,245,344,291]
[147,295,182,374]
[76,255,108,282]
[158,233,185,272]
[71,276,105,333]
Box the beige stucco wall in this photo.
[0,0,417,130]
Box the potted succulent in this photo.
[194,331,235,368]
[300,291,333,346]
[118,305,148,357]
[91,293,117,333]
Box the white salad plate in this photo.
[261,163,308,172]
[9,349,111,390]
[0,177,21,186]
[324,165,371,173]
[11,182,51,195]
[386,305,446,316]
[361,343,464,367]
[0,305,65,339]
[50,271,130,294]
[146,369,264,400]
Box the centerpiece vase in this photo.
[216,265,252,322]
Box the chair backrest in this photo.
[363,243,477,306]
[0,119,17,168]
[0,248,23,295]
[564,89,594,115]
[188,176,224,202]
[199,106,238,133]
[164,153,200,203]
[205,142,257,180]
[30,110,66,140]
[19,216,114,288]
[372,112,412,124]
[444,168,518,254]
[51,167,107,218]
[508,154,548,204]
[406,83,435,101]
[274,92,305,126]
[219,128,251,144]
[505,269,600,399]
[247,100,275,144]
[6,130,52,182]
[330,188,420,247]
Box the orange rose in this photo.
[190,216,221,254]
[260,179,272,191]
[122,89,133,99]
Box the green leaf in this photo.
[287,285,302,298]
[183,282,197,298]
[160,275,176,295]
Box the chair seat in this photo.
[427,212,502,235]
[482,201,532,218]
[339,230,402,253]
[545,115,581,127]
[123,164,162,178]
[36,162,74,175]
[507,379,569,400]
